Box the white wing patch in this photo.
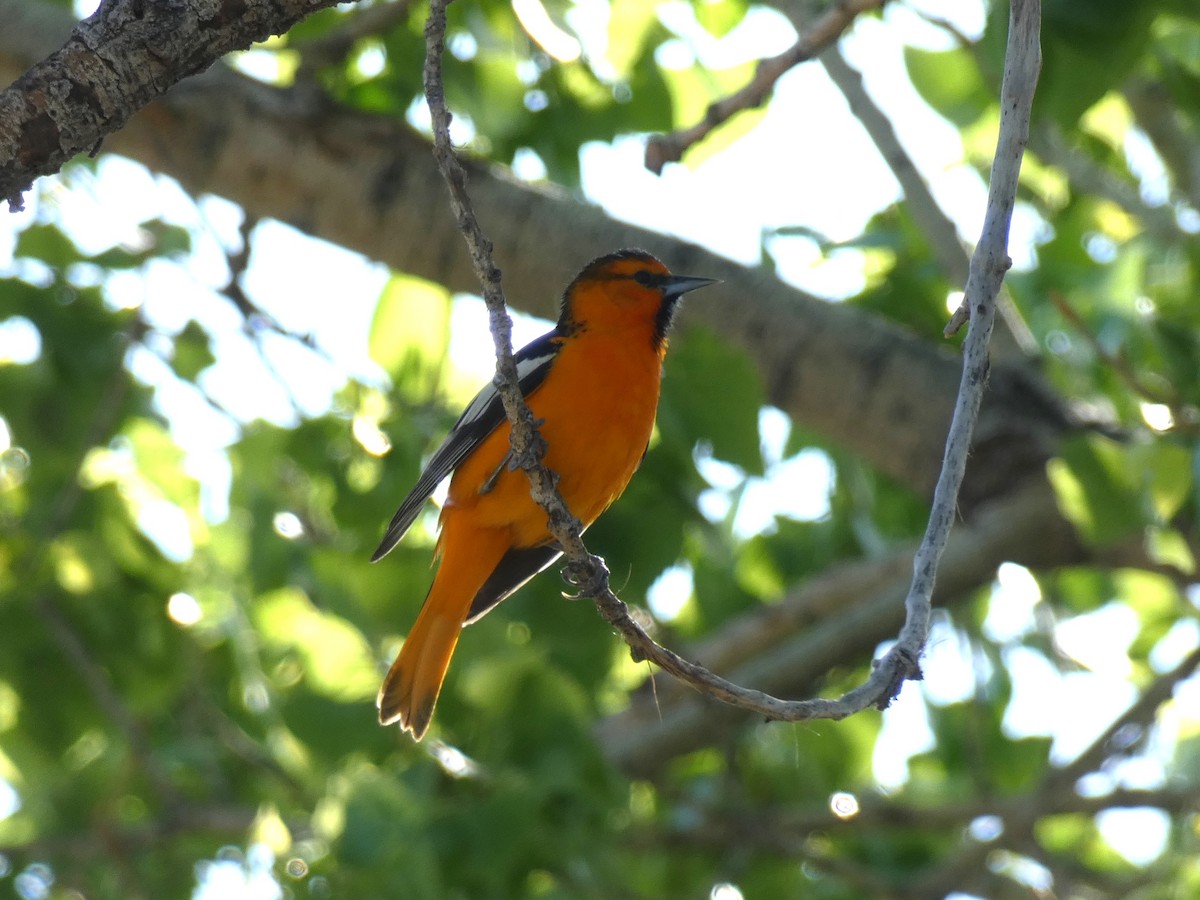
[456,349,557,432]
[371,331,562,561]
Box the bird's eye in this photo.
[633,270,656,287]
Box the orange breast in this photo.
[441,331,663,549]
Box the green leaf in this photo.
[368,273,452,385]
[659,326,764,473]
[1145,526,1195,573]
[904,45,992,129]
[1047,435,1143,546]
[122,417,196,508]
[1035,0,1158,127]
[254,587,379,701]
[14,222,81,269]
[607,0,664,78]
[1137,439,1193,521]
[664,60,767,167]
[694,0,748,38]
[140,219,193,257]
[171,320,216,382]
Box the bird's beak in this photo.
[662,275,719,300]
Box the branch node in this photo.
[644,137,675,175]
[873,645,923,710]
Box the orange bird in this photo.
[372,249,715,738]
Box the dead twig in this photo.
[644,0,886,174]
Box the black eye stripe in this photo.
[587,269,667,288]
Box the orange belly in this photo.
[439,331,663,550]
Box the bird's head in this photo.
[558,249,717,351]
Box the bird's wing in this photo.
[371,329,563,562]
[465,544,564,623]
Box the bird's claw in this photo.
[561,555,609,600]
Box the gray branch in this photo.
[902,0,1041,683]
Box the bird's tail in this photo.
[378,524,509,739]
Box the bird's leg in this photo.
[479,451,512,495]
[511,417,549,467]
[483,419,553,494]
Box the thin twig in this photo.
[888,0,1041,710]
[221,215,325,357]
[422,0,1039,724]
[944,0,1041,339]
[296,0,417,76]
[644,0,886,174]
[1050,290,1184,409]
[216,214,341,416]
[1045,643,1200,793]
[422,0,586,560]
[820,46,969,286]
[819,44,1038,358]
[911,643,1200,898]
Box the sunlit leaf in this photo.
[368,273,452,387]
[1047,435,1144,546]
[254,587,379,701]
[904,45,992,129]
[14,223,80,269]
[694,0,748,38]
[171,319,216,382]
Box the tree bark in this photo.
[0,0,349,209]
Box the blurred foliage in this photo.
[2,0,1200,898]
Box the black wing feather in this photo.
[466,545,563,623]
[370,329,563,562]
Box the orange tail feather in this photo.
[378,596,464,738]
[378,524,509,739]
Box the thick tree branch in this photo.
[0,803,304,860]
[0,0,353,210]
[658,784,1196,897]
